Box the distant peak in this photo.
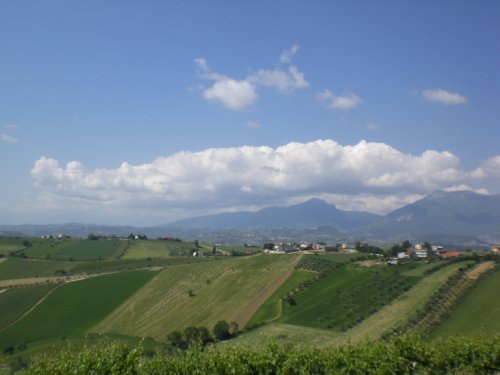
[300,198,333,208]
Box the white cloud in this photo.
[248,65,309,91]
[1,134,18,143]
[203,79,257,111]
[422,89,467,105]
[31,139,498,218]
[195,58,257,111]
[367,123,379,131]
[317,89,361,110]
[280,44,300,64]
[3,124,18,130]
[244,120,262,129]
[194,47,309,111]
[443,185,489,195]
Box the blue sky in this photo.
[1,1,499,225]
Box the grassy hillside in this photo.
[93,254,299,340]
[123,239,194,259]
[0,284,56,330]
[248,270,316,327]
[0,237,24,256]
[54,239,119,260]
[430,265,500,337]
[231,261,470,347]
[0,270,158,347]
[0,258,79,280]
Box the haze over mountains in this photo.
[1,191,499,246]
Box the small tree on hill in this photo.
[213,320,231,341]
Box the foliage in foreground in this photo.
[24,334,499,374]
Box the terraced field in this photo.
[93,254,300,340]
[0,270,158,347]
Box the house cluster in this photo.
[264,242,339,254]
[388,243,462,265]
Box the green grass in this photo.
[54,239,119,260]
[0,237,25,256]
[71,256,214,274]
[123,240,193,259]
[0,258,80,280]
[0,270,159,347]
[93,255,299,340]
[23,238,66,259]
[248,270,316,327]
[0,284,56,330]
[430,266,500,337]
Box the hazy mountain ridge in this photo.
[168,198,380,230]
[1,191,499,246]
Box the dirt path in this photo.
[235,254,303,329]
[466,261,494,279]
[1,287,58,331]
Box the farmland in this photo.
[0,236,498,373]
[0,238,24,256]
[0,284,56,330]
[0,258,79,280]
[92,254,300,340]
[430,265,500,337]
[0,270,158,348]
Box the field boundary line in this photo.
[0,286,58,332]
[235,254,303,329]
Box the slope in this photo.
[92,254,300,340]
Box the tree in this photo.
[194,240,199,248]
[212,246,216,255]
[167,331,186,349]
[401,240,412,250]
[22,240,32,248]
[213,320,231,341]
[87,233,98,240]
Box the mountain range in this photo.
[1,191,499,246]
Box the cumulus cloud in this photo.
[1,134,18,143]
[195,58,257,111]
[317,89,361,110]
[31,139,498,218]
[422,89,467,105]
[194,46,309,111]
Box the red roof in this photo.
[440,252,465,258]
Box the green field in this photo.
[0,237,25,256]
[0,270,159,347]
[0,258,80,280]
[54,239,120,260]
[71,256,214,274]
[278,263,418,331]
[22,238,67,259]
[0,284,56,330]
[123,239,194,259]
[248,270,316,327]
[430,266,500,337]
[93,254,299,340]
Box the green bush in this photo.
[25,335,500,374]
